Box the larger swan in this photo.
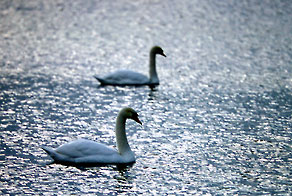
[94,46,166,86]
[42,107,142,166]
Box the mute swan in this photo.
[42,107,142,166]
[94,46,166,86]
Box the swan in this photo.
[94,46,166,86]
[42,107,142,166]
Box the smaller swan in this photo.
[95,46,166,86]
[42,107,142,166]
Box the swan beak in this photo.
[162,53,167,57]
[133,116,142,125]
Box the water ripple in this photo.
[1,0,292,195]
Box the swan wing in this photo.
[74,154,124,164]
[96,70,149,85]
[55,139,117,158]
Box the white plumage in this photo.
[95,46,166,86]
[42,108,142,166]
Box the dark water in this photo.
[1,0,291,195]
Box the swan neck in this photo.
[149,52,159,84]
[115,114,131,155]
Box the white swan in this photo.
[42,107,142,166]
[94,46,166,86]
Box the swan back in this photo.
[96,70,149,85]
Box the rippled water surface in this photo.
[1,0,292,195]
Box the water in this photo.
[1,0,291,195]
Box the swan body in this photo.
[42,107,142,166]
[95,70,149,86]
[95,46,166,86]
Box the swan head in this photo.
[120,107,142,125]
[151,46,166,57]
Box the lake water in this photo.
[1,0,291,195]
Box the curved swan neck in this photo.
[115,114,131,155]
[149,51,159,84]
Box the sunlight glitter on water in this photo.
[1,0,292,195]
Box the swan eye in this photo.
[158,48,166,57]
[132,112,138,118]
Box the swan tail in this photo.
[42,146,57,158]
[94,76,107,85]
[42,146,74,164]
[42,146,65,163]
